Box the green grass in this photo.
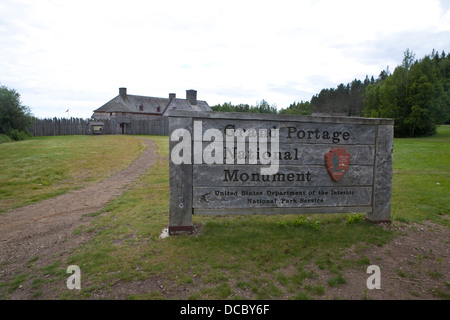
[391,126,450,226]
[0,135,145,213]
[1,127,448,300]
[0,134,13,144]
[63,128,448,300]
[59,134,401,300]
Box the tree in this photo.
[363,49,449,136]
[349,79,365,116]
[310,80,366,116]
[255,99,278,114]
[279,101,311,115]
[400,48,416,100]
[0,85,33,140]
[211,100,277,114]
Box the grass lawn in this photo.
[391,126,449,226]
[1,127,448,300]
[0,135,146,213]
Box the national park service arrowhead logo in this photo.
[325,148,350,182]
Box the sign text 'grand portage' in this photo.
[169,111,393,235]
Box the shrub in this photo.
[0,134,13,144]
[8,129,32,141]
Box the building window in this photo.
[157,107,161,112]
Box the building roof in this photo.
[93,89,210,115]
[162,98,210,115]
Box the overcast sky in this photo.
[1,0,449,118]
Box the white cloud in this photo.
[0,0,449,118]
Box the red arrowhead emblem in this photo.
[325,148,350,182]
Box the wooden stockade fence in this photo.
[30,118,89,136]
[129,117,169,135]
[29,117,169,136]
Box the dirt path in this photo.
[0,137,158,295]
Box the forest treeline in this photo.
[211,49,450,137]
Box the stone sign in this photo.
[169,110,394,235]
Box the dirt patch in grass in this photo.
[319,221,449,300]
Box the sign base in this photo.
[168,225,193,235]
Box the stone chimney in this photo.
[169,93,176,100]
[119,87,127,98]
[186,89,197,105]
